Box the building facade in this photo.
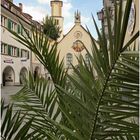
[97,0,139,48]
[1,0,97,86]
[57,11,93,71]
[1,0,32,86]
[0,0,47,86]
[55,1,97,71]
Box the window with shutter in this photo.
[17,24,21,34]
[8,45,11,55]
[17,48,20,57]
[8,19,12,30]
[27,51,29,59]
[21,49,23,57]
[21,27,23,35]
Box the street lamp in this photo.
[97,9,104,20]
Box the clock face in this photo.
[128,1,136,35]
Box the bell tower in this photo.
[75,10,81,25]
[51,0,64,39]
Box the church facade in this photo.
[51,0,95,70]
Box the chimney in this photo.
[19,3,23,12]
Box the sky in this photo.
[14,0,103,39]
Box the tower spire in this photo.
[75,10,81,25]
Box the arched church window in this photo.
[72,40,85,52]
[66,53,73,68]
[85,53,90,66]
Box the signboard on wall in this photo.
[4,59,14,63]
[21,57,27,62]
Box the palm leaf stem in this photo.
[89,45,135,139]
[90,58,117,139]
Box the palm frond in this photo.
[1,99,37,140]
[9,23,66,87]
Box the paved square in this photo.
[1,86,23,104]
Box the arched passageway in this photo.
[34,66,40,80]
[2,66,15,86]
[20,67,28,84]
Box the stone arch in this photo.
[20,67,28,84]
[2,66,15,86]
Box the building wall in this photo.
[1,1,32,85]
[100,0,139,49]
[1,0,53,85]
[124,0,139,50]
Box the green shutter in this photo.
[21,49,22,57]
[8,19,12,30]
[17,25,21,34]
[8,45,11,55]
[27,51,29,59]
[17,48,19,57]
[1,43,3,53]
[21,27,23,35]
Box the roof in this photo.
[1,0,42,28]
[58,24,97,43]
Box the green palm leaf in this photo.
[55,0,139,139]
[9,0,139,139]
[1,99,37,140]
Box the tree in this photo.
[2,0,139,139]
[42,16,61,41]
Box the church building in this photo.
[51,0,96,70]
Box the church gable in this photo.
[57,10,97,68]
[58,24,92,52]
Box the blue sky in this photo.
[14,0,103,39]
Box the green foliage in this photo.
[5,0,139,139]
[42,16,61,41]
[1,99,39,140]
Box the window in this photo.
[55,19,59,25]
[3,1,9,8]
[1,15,7,27]
[85,54,90,66]
[7,19,16,31]
[17,48,20,57]
[8,45,12,55]
[21,49,29,59]
[1,43,8,54]
[13,47,17,56]
[17,24,21,34]
[66,53,73,68]
[1,42,20,57]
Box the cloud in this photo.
[37,0,50,4]
[37,0,69,5]
[63,2,73,17]
[63,21,73,34]
[23,4,48,22]
[81,16,90,24]
[22,0,73,22]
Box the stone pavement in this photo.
[1,85,23,104]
